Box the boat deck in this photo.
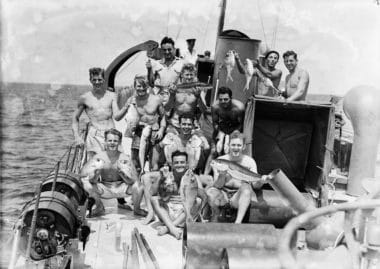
[84,198,182,269]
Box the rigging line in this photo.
[271,0,282,49]
[201,1,215,52]
[256,0,268,46]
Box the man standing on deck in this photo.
[181,38,198,65]
[146,36,184,88]
[72,67,131,159]
[81,128,146,217]
[207,131,266,223]
[234,50,282,97]
[283,50,310,101]
[124,75,166,173]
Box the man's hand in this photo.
[252,175,268,189]
[168,83,176,94]
[146,59,152,70]
[153,128,165,141]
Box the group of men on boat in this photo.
[72,36,310,239]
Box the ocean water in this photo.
[0,83,89,268]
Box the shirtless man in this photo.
[283,50,310,101]
[234,50,282,97]
[125,75,166,173]
[211,86,245,155]
[72,67,130,159]
[165,63,208,128]
[146,36,183,88]
[144,151,207,239]
[207,131,266,223]
[81,128,146,217]
[160,114,210,173]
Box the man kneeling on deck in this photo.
[207,130,267,223]
[142,151,208,239]
[81,128,146,217]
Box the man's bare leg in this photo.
[151,197,182,239]
[139,126,151,174]
[156,211,186,237]
[230,183,252,223]
[141,172,160,224]
[150,145,160,171]
[131,181,147,216]
[206,187,227,222]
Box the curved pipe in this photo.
[105,40,159,90]
[278,200,380,269]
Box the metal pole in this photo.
[70,146,79,173]
[25,182,43,260]
[51,161,60,195]
[65,145,72,172]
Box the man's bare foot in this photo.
[170,227,183,240]
[157,226,169,236]
[133,209,148,217]
[88,205,105,218]
[141,213,155,225]
[118,203,133,211]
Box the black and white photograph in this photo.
[1,0,380,268]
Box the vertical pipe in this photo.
[343,86,380,196]
[217,0,227,38]
[25,182,43,260]
[65,145,72,172]
[70,146,79,173]
[51,161,60,195]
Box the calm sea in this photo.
[0,82,89,268]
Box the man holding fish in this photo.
[234,50,282,96]
[141,151,208,239]
[207,130,267,223]
[80,128,146,217]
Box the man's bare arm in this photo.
[72,97,86,145]
[287,70,310,101]
[255,63,282,81]
[211,105,220,133]
[113,94,132,121]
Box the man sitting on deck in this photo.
[144,151,208,239]
[207,130,266,223]
[81,128,146,217]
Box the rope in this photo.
[256,0,268,46]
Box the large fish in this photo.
[80,157,105,180]
[161,132,183,166]
[224,50,235,83]
[243,58,255,91]
[117,158,138,184]
[179,169,207,222]
[210,158,262,184]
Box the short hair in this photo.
[265,50,280,59]
[134,74,148,89]
[282,50,298,60]
[229,130,246,144]
[160,36,175,47]
[104,128,122,141]
[172,150,188,161]
[89,67,105,79]
[179,113,195,124]
[181,63,197,75]
[218,87,232,98]
[204,50,211,57]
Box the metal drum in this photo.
[20,191,80,260]
[42,173,87,204]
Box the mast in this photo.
[217,0,227,38]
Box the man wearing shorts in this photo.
[82,128,146,217]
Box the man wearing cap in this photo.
[182,38,198,65]
[283,50,309,101]
[234,50,282,97]
[146,36,184,88]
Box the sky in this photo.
[1,0,380,96]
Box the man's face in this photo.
[161,43,175,61]
[218,93,231,108]
[90,74,104,91]
[180,118,194,135]
[172,155,188,173]
[266,53,279,68]
[182,70,196,83]
[229,137,245,158]
[135,81,148,97]
[284,55,298,72]
[105,134,120,151]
